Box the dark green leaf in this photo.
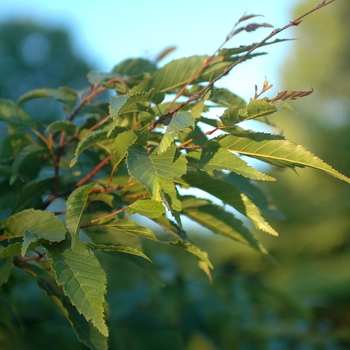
[86,243,152,262]
[47,120,77,135]
[44,239,108,337]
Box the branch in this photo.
[148,0,336,131]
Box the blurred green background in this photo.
[1,0,350,349]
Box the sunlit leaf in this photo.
[157,111,195,154]
[211,131,350,183]
[126,199,165,218]
[126,145,187,200]
[187,148,275,181]
[86,243,152,262]
[98,218,159,241]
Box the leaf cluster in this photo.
[0,5,346,349]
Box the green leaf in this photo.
[218,38,291,56]
[191,91,211,119]
[10,145,48,185]
[213,131,350,183]
[86,243,152,262]
[98,218,159,241]
[131,56,208,94]
[112,58,157,76]
[0,98,42,128]
[87,70,122,85]
[231,98,277,125]
[107,91,159,136]
[29,263,108,350]
[126,199,165,218]
[0,242,23,258]
[44,239,108,337]
[160,180,182,228]
[65,183,95,245]
[157,112,195,154]
[183,171,278,236]
[110,127,148,166]
[17,87,77,106]
[209,87,246,108]
[4,209,66,240]
[70,127,126,166]
[188,147,275,181]
[169,240,213,281]
[126,145,187,200]
[47,120,77,135]
[0,257,13,286]
[181,196,272,258]
[152,215,188,241]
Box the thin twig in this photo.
[148,0,336,131]
[76,155,111,187]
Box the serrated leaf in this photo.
[183,171,278,236]
[225,99,277,126]
[126,145,187,200]
[22,231,39,256]
[152,215,189,241]
[66,183,95,246]
[218,39,291,57]
[47,120,77,135]
[98,218,159,241]
[126,199,165,218]
[4,209,66,240]
[191,91,211,119]
[157,112,195,154]
[189,147,275,181]
[44,239,108,337]
[169,240,213,281]
[0,98,42,128]
[160,180,182,228]
[10,145,48,185]
[107,91,157,136]
[213,131,350,183]
[181,196,272,259]
[269,87,314,104]
[86,243,151,262]
[17,87,77,106]
[29,263,108,350]
[70,127,126,166]
[131,56,209,94]
[0,242,23,258]
[110,127,148,166]
[209,87,246,108]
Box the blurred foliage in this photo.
[1,3,349,349]
[261,0,350,348]
[0,21,91,123]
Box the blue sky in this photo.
[1,0,300,101]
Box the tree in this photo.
[0,1,346,349]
